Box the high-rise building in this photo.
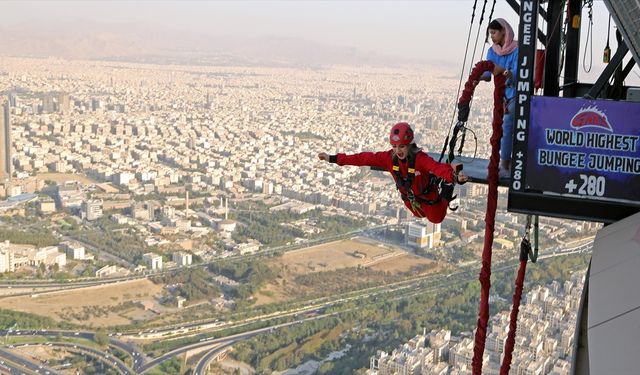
[57,92,70,114]
[406,221,441,249]
[61,242,85,260]
[172,251,192,267]
[205,92,213,109]
[82,199,103,221]
[143,253,163,270]
[0,99,10,182]
[0,241,15,273]
[41,93,55,113]
[8,93,18,107]
[91,98,101,111]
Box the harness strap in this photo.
[392,154,414,197]
[392,154,456,209]
[392,154,415,193]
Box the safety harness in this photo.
[391,154,458,216]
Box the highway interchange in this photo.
[0,237,592,374]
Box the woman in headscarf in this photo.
[481,18,519,177]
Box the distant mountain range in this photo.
[0,21,430,68]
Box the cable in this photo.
[547,0,568,53]
[469,0,490,76]
[558,1,567,78]
[439,0,481,163]
[438,0,488,162]
[603,15,611,63]
[582,0,594,72]
[481,0,497,59]
[464,0,489,152]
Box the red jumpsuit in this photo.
[334,150,456,223]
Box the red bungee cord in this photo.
[457,60,506,375]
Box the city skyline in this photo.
[1,1,637,84]
[0,2,633,374]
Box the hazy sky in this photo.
[1,1,636,81]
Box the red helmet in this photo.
[389,122,414,145]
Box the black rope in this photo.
[447,122,464,164]
[521,215,538,262]
[451,125,479,164]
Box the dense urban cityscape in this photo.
[0,56,595,375]
[366,272,584,375]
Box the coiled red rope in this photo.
[457,60,506,374]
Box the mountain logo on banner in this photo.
[570,106,613,132]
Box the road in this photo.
[0,240,592,374]
[140,243,592,372]
[53,342,130,375]
[0,347,58,375]
[0,330,134,375]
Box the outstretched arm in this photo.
[318,151,390,170]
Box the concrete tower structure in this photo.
[0,99,11,182]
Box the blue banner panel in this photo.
[526,96,640,203]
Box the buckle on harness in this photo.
[404,190,423,214]
[406,190,416,203]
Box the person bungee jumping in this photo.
[318,122,468,224]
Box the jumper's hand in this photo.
[318,152,329,162]
[456,171,469,184]
[451,163,468,184]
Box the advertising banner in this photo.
[526,96,640,203]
